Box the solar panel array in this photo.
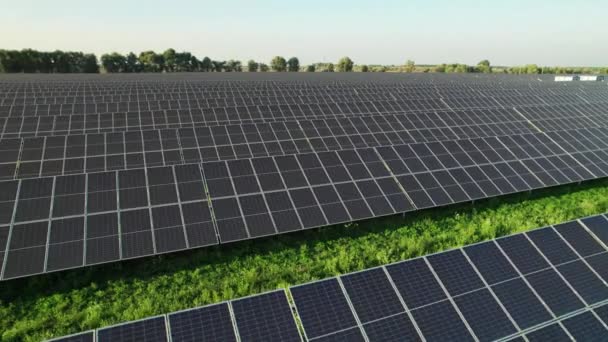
[49,213,608,341]
[1,74,608,280]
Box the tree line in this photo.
[0,49,99,73]
[0,49,606,74]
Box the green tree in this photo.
[434,64,446,73]
[163,49,176,72]
[270,56,287,71]
[138,51,164,72]
[336,57,354,72]
[174,51,193,71]
[527,64,540,74]
[404,60,415,73]
[259,63,269,72]
[200,57,212,72]
[476,60,491,73]
[360,65,369,72]
[306,64,316,72]
[81,54,99,73]
[287,57,299,72]
[101,53,127,73]
[211,60,225,72]
[247,60,259,72]
[224,60,242,72]
[125,52,140,72]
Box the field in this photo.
[1,178,607,341]
[1,73,607,341]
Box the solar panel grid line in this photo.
[371,147,418,211]
[40,178,56,274]
[551,224,608,290]
[459,248,523,335]
[0,180,20,279]
[590,309,608,331]
[334,276,370,342]
[511,106,543,133]
[170,167,191,249]
[578,217,608,251]
[280,156,332,229]
[217,160,253,239]
[142,167,158,255]
[490,239,560,322]
[114,171,123,261]
[503,301,608,342]
[380,266,426,341]
[521,232,596,309]
[80,174,88,267]
[227,301,242,342]
[422,256,480,341]
[537,131,600,180]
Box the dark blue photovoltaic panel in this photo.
[561,311,608,341]
[526,269,585,316]
[290,278,358,339]
[581,215,608,245]
[526,227,578,265]
[453,289,517,342]
[595,304,608,325]
[232,290,301,342]
[426,250,484,296]
[556,260,608,305]
[464,241,518,285]
[586,253,608,283]
[554,220,606,256]
[497,234,550,274]
[340,268,404,323]
[312,327,365,342]
[168,303,237,342]
[411,300,474,342]
[363,313,421,342]
[526,323,571,342]
[97,316,167,342]
[385,258,447,309]
[491,278,552,329]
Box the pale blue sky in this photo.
[1,0,606,66]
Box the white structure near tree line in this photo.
[555,75,605,82]
[554,75,579,82]
[579,75,604,81]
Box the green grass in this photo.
[3,179,608,341]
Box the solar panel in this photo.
[97,316,167,342]
[525,323,571,342]
[231,290,302,342]
[291,278,359,339]
[168,302,237,342]
[560,311,608,340]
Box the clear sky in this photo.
[1,0,606,66]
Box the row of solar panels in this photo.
[0,105,542,140]
[2,125,608,279]
[0,109,541,179]
[49,213,608,341]
[2,125,607,185]
[0,100,606,143]
[0,77,595,93]
[3,92,607,118]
